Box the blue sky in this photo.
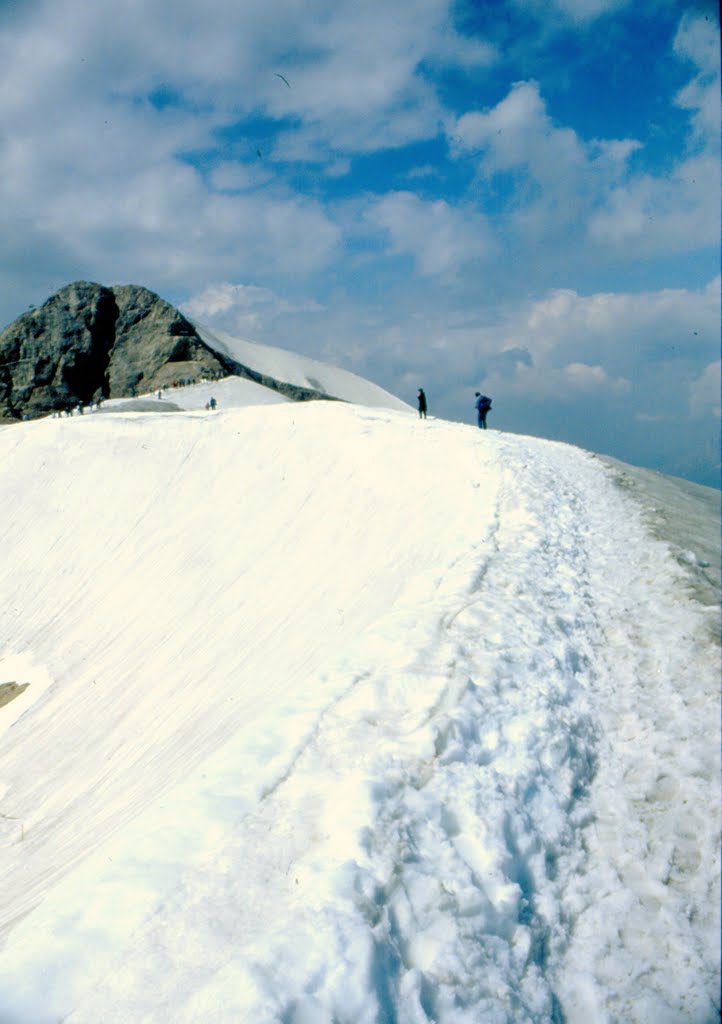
[1,0,719,484]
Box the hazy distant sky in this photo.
[1,0,719,484]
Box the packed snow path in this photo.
[0,402,718,1023]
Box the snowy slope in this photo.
[102,374,290,413]
[194,322,413,411]
[0,395,718,1023]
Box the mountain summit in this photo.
[0,281,330,420]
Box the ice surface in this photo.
[0,380,718,1023]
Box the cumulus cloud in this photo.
[475,354,631,403]
[364,277,719,421]
[0,3,354,302]
[587,152,718,252]
[0,0,500,317]
[508,278,721,381]
[181,282,323,335]
[673,14,721,203]
[449,27,719,263]
[674,10,720,78]
[450,80,643,249]
[592,14,719,253]
[689,360,721,418]
[452,80,581,180]
[210,162,274,192]
[364,192,493,277]
[563,362,631,393]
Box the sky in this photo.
[0,394,718,1021]
[0,0,719,485]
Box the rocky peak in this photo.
[0,282,226,420]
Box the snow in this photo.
[102,374,290,413]
[0,368,718,1023]
[194,322,412,412]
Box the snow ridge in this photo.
[0,403,718,1023]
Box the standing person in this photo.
[417,389,427,419]
[475,392,491,429]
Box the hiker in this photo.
[209,397,217,411]
[475,392,492,429]
[417,389,427,419]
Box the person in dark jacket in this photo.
[417,389,427,419]
[475,392,491,429]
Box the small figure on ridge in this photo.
[475,392,492,429]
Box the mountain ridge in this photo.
[0,281,333,420]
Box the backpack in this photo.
[477,395,491,412]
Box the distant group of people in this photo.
[417,388,492,429]
[159,386,217,411]
[163,372,224,390]
[52,400,103,418]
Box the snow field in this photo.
[0,400,718,1023]
[194,324,412,412]
[101,374,291,413]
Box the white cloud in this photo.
[451,81,641,242]
[181,282,323,335]
[451,65,719,263]
[689,360,721,418]
[453,81,572,172]
[182,283,276,319]
[588,14,720,253]
[4,147,342,289]
[516,278,721,377]
[476,348,632,403]
[588,149,720,251]
[674,11,720,77]
[674,13,721,147]
[365,192,493,277]
[239,0,456,156]
[427,23,497,69]
[210,162,274,192]
[0,0,456,187]
[377,278,718,420]
[586,14,720,256]
[563,362,631,394]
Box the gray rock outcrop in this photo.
[0,281,327,420]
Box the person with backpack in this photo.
[475,392,491,429]
[417,389,427,419]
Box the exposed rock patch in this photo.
[0,281,329,420]
[0,683,28,712]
